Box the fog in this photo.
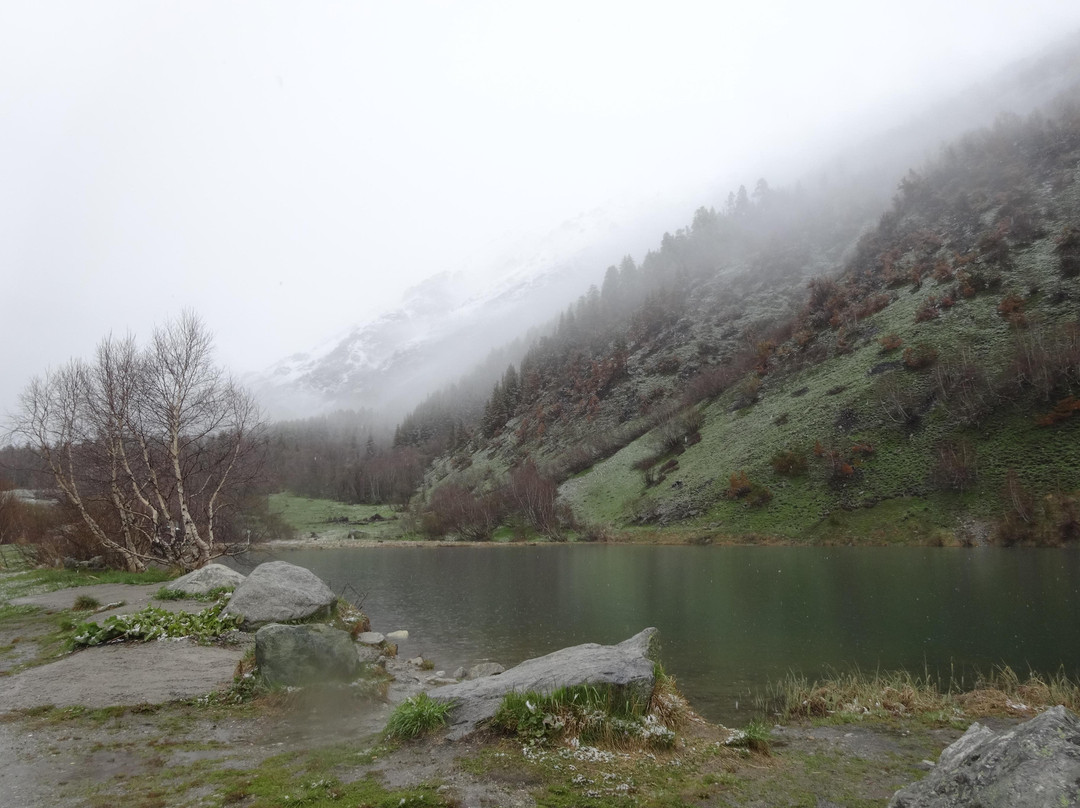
[4,1,1080,424]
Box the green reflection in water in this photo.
[254,545,1080,724]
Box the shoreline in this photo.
[261,535,1015,550]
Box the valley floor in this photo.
[0,578,1045,808]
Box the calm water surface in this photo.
[248,546,1080,724]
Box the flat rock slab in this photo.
[432,627,658,740]
[0,641,243,711]
[889,704,1080,808]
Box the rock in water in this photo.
[162,563,246,596]
[888,705,1080,808]
[432,627,658,740]
[223,561,336,629]
[255,624,360,687]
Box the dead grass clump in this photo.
[771,665,1080,723]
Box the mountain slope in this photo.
[248,198,695,420]
[415,90,1080,546]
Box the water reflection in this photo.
[252,545,1080,724]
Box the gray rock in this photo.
[432,627,658,740]
[163,563,245,596]
[466,662,505,679]
[255,623,360,687]
[452,667,466,680]
[222,561,336,629]
[889,705,1080,808]
[356,632,386,645]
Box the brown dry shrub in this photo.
[903,343,939,370]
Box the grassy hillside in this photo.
[407,95,1080,546]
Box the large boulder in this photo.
[256,623,360,687]
[889,705,1080,808]
[222,561,336,629]
[432,627,658,740]
[162,563,246,596]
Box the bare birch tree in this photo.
[14,312,264,572]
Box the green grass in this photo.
[491,682,677,750]
[74,736,455,808]
[72,594,101,611]
[269,492,415,541]
[153,585,233,602]
[0,567,175,601]
[384,693,454,740]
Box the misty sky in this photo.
[4,1,1080,425]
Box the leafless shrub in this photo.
[933,440,977,492]
[506,460,561,537]
[931,350,993,425]
[423,483,502,541]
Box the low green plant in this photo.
[69,600,241,648]
[728,719,772,755]
[0,567,174,600]
[384,693,453,740]
[153,585,233,602]
[491,683,675,749]
[72,595,100,611]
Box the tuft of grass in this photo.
[153,586,233,602]
[767,665,1080,724]
[72,595,101,611]
[727,719,772,755]
[384,693,453,740]
[491,682,677,750]
[768,668,955,723]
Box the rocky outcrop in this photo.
[255,624,360,687]
[222,561,336,629]
[889,705,1080,808]
[432,628,658,740]
[162,563,246,596]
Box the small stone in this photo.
[386,630,409,640]
[452,667,465,679]
[466,662,505,679]
[356,632,385,645]
[407,656,425,666]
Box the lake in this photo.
[245,545,1080,724]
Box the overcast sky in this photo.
[4,1,1080,425]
